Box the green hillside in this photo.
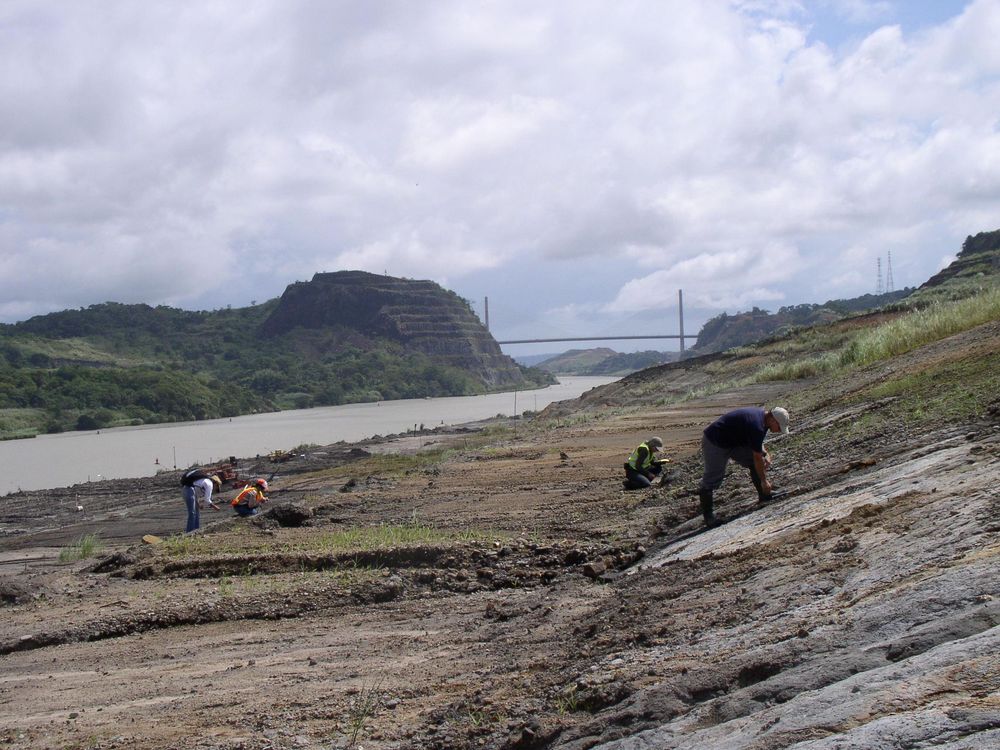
[691,289,913,355]
[534,348,680,377]
[535,348,618,374]
[0,273,553,439]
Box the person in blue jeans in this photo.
[697,406,789,527]
[182,473,221,532]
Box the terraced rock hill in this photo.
[260,271,528,388]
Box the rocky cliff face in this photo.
[259,271,533,388]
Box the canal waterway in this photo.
[0,377,616,496]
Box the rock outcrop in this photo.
[259,270,535,388]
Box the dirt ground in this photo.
[1,323,999,749]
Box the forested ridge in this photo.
[0,274,552,439]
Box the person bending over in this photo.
[697,406,789,527]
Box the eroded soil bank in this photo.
[1,324,999,749]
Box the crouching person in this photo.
[232,478,269,517]
[623,436,665,489]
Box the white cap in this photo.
[771,407,790,434]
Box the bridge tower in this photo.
[678,289,685,354]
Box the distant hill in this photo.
[0,271,554,438]
[690,290,914,355]
[512,353,562,368]
[533,347,680,376]
[910,228,1000,302]
[260,271,532,389]
[587,349,680,375]
[535,348,618,374]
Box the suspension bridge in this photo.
[491,290,694,352]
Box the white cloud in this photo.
[607,242,802,312]
[0,0,996,341]
[401,95,563,170]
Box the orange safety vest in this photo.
[231,485,264,508]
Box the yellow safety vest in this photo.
[627,442,655,471]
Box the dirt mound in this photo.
[0,577,43,605]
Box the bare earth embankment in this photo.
[1,319,999,749]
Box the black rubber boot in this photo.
[750,467,772,503]
[699,488,721,528]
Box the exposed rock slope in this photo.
[260,270,530,387]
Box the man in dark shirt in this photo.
[697,406,789,527]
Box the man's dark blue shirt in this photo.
[703,407,767,452]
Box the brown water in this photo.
[0,377,616,495]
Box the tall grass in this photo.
[754,353,839,382]
[838,287,1000,367]
[346,677,384,747]
[0,408,46,440]
[59,533,104,562]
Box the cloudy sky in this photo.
[1,0,998,354]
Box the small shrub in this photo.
[59,534,104,562]
[346,677,384,747]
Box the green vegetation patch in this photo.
[755,353,839,382]
[839,287,1000,368]
[161,533,249,558]
[0,408,45,439]
[859,350,1000,425]
[59,533,104,562]
[160,521,494,560]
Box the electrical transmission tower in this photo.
[886,251,894,293]
[876,257,884,295]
